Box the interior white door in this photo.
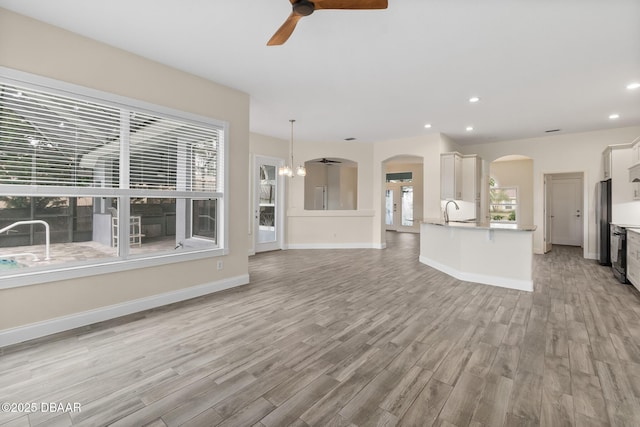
[255,156,283,253]
[544,175,552,253]
[551,177,583,246]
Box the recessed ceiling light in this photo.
[627,82,640,90]
[466,126,474,131]
[609,113,620,120]
[469,97,480,103]
[424,124,432,129]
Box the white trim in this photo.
[286,209,375,217]
[0,66,230,288]
[0,248,226,289]
[419,255,533,292]
[0,274,249,348]
[254,155,285,253]
[0,185,223,199]
[541,169,589,259]
[287,243,385,249]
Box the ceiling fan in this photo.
[267,0,388,46]
[313,158,342,164]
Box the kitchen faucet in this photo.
[444,200,460,223]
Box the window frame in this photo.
[0,67,229,289]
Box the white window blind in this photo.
[0,83,121,188]
[1,83,221,193]
[129,112,220,192]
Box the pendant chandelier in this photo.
[279,119,306,177]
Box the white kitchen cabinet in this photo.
[627,229,640,291]
[632,137,640,163]
[603,147,612,179]
[631,137,640,200]
[441,152,462,200]
[462,155,482,202]
[610,143,635,210]
[631,165,640,200]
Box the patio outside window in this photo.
[489,178,517,223]
[0,79,225,281]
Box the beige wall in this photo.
[464,126,640,257]
[287,140,375,247]
[0,9,250,331]
[490,159,534,226]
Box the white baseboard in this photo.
[0,274,250,348]
[586,252,598,260]
[287,243,385,250]
[419,255,533,292]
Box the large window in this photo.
[0,74,226,285]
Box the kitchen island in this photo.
[420,219,536,292]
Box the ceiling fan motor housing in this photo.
[293,0,315,16]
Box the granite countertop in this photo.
[421,218,537,232]
[611,223,640,229]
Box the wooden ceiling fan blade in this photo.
[314,0,388,10]
[267,13,302,45]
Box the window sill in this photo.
[286,209,375,217]
[0,247,227,290]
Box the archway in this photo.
[303,157,358,210]
[382,155,424,236]
[489,155,534,227]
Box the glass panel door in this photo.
[255,156,282,252]
[401,186,413,226]
[385,189,394,226]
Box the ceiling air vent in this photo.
[545,129,561,133]
[344,137,356,141]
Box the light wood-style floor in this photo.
[2,232,640,427]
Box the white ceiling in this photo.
[1,0,639,145]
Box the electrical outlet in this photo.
[217,260,223,270]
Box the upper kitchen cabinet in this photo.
[630,137,640,199]
[603,146,612,179]
[462,155,482,202]
[609,143,635,206]
[441,152,463,200]
[632,136,640,163]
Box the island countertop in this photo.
[420,221,535,291]
[421,218,537,232]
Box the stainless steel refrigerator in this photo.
[597,179,612,265]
